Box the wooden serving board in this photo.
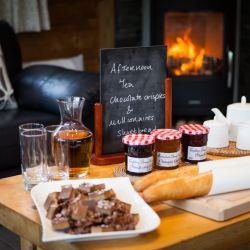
[166,189,250,221]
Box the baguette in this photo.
[134,165,199,192]
[142,171,212,203]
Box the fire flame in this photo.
[168,28,205,75]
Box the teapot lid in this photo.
[227,96,250,110]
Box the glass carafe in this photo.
[52,96,93,178]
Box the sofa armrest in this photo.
[12,65,100,120]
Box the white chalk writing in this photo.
[108,115,155,128]
[110,63,153,74]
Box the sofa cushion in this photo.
[23,54,84,71]
[12,65,99,117]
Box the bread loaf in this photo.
[134,165,199,192]
[142,171,212,203]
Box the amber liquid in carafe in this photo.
[53,130,93,178]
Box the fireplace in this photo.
[165,12,223,76]
[151,0,240,121]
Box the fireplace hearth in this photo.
[151,0,240,122]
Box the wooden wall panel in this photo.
[17,0,114,72]
[98,0,115,49]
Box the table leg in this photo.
[20,237,35,250]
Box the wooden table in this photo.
[0,162,250,250]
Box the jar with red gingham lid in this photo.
[122,134,155,176]
[151,129,182,170]
[179,124,209,163]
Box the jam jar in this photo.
[151,129,182,170]
[122,134,155,176]
[179,124,209,163]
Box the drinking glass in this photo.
[45,125,69,180]
[19,123,44,134]
[19,128,48,191]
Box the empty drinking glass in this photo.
[19,123,44,134]
[45,125,69,180]
[19,128,48,191]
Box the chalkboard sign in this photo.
[100,46,167,154]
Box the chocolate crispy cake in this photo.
[44,182,139,234]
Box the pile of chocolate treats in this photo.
[44,182,139,234]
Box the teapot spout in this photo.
[211,108,228,123]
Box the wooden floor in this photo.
[0,226,20,250]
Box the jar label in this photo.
[187,146,207,161]
[127,156,153,173]
[157,151,180,167]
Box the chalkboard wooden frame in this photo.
[91,78,172,165]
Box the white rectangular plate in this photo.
[31,177,160,242]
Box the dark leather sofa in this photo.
[0,20,99,178]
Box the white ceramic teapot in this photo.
[227,96,250,141]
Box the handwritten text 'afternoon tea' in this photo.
[108,62,165,137]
